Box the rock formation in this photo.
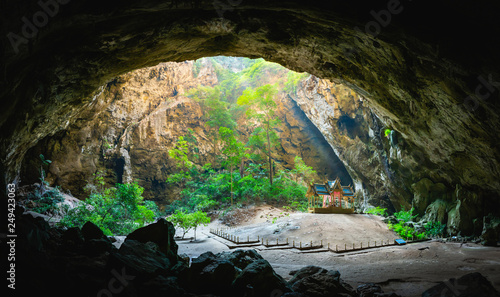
[2,1,500,237]
[15,210,499,296]
[19,58,356,203]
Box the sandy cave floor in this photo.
[173,206,500,297]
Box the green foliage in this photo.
[238,84,281,185]
[167,136,197,188]
[83,171,107,194]
[39,154,52,166]
[284,71,309,93]
[169,136,195,170]
[167,166,309,213]
[166,210,210,240]
[166,210,193,239]
[103,139,113,150]
[166,58,314,214]
[394,207,418,223]
[192,59,204,77]
[365,206,388,217]
[387,222,416,240]
[291,156,316,185]
[190,210,211,240]
[424,221,446,237]
[59,182,158,236]
[388,206,427,240]
[27,186,64,214]
[26,154,64,215]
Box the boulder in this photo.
[81,221,108,241]
[357,283,383,297]
[422,272,500,297]
[62,227,85,245]
[84,238,114,256]
[110,239,171,279]
[198,260,238,295]
[283,293,307,297]
[232,259,291,297]
[187,251,238,296]
[126,218,178,263]
[216,249,264,270]
[190,251,217,272]
[480,214,500,246]
[288,266,331,284]
[288,265,355,297]
[139,275,188,297]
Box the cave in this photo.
[2,1,500,296]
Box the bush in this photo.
[27,185,64,215]
[388,222,426,240]
[394,207,418,223]
[365,206,387,217]
[168,166,309,213]
[59,182,159,236]
[25,154,65,215]
[424,221,446,238]
[166,210,211,240]
[388,207,427,240]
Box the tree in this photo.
[59,182,158,235]
[167,136,195,188]
[166,210,210,241]
[291,156,316,185]
[190,211,211,241]
[189,86,236,167]
[237,84,280,185]
[219,126,248,205]
[167,210,194,239]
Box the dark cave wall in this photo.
[1,0,500,234]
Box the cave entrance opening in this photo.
[20,56,368,214]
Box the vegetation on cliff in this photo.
[59,178,160,235]
[167,58,315,213]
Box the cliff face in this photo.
[20,59,354,203]
[290,76,495,235]
[19,56,499,235]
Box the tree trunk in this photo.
[239,158,244,177]
[266,122,273,186]
[230,165,234,206]
[212,130,218,167]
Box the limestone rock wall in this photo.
[20,59,354,203]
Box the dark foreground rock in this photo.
[287,265,355,297]
[232,258,292,297]
[13,212,500,297]
[422,272,500,297]
[126,218,179,263]
[356,283,383,297]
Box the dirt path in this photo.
[176,206,500,297]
